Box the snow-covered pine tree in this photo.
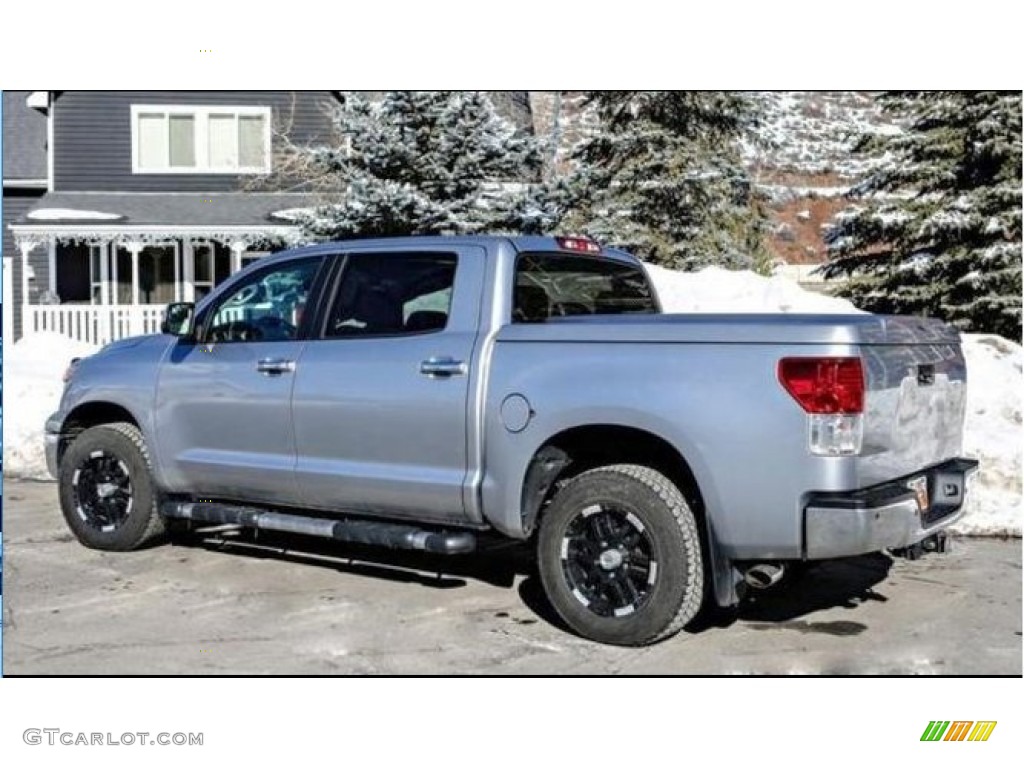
[277,91,552,239]
[823,91,1022,340]
[562,91,768,271]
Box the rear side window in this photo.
[513,252,658,323]
[324,252,457,338]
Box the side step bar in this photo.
[161,501,477,555]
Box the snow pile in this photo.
[645,263,863,315]
[955,335,1023,536]
[3,332,99,480]
[26,208,123,221]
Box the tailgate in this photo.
[858,317,968,486]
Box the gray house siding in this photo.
[53,91,337,192]
[3,91,49,181]
[3,188,49,338]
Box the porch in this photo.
[8,191,307,344]
[14,234,278,346]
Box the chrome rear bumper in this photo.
[804,458,979,559]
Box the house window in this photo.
[131,105,271,174]
[193,244,216,301]
[89,244,105,304]
[138,245,180,304]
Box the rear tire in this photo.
[58,422,166,551]
[537,464,704,646]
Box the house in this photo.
[4,91,338,344]
[3,91,536,345]
[3,91,49,339]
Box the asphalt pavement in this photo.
[3,478,1020,675]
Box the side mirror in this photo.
[161,302,196,338]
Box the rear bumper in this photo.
[804,458,979,559]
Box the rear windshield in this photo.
[513,252,658,323]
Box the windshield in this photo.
[513,252,658,323]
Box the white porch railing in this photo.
[24,304,167,346]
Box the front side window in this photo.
[324,253,457,338]
[205,258,322,343]
[513,253,658,323]
[132,105,271,173]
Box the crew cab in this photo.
[47,236,978,645]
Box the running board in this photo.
[160,501,477,555]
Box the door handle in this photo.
[420,357,467,377]
[257,358,296,375]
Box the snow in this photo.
[4,268,1020,537]
[758,184,849,202]
[645,263,864,315]
[26,208,123,221]
[954,335,1023,536]
[269,208,314,222]
[3,332,99,480]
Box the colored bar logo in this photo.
[921,721,997,741]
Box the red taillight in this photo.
[555,236,602,254]
[778,357,864,415]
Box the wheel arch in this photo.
[520,424,704,533]
[57,401,143,468]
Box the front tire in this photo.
[58,422,166,551]
[537,464,704,646]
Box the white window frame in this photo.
[131,104,272,175]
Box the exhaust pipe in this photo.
[743,563,785,589]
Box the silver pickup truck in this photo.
[47,235,978,646]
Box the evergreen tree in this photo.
[562,91,769,271]
[823,91,1022,340]
[279,91,551,239]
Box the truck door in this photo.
[155,254,328,505]
[291,245,486,524]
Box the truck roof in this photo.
[263,235,643,267]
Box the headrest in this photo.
[514,284,550,323]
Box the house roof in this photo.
[3,91,49,182]
[16,191,314,228]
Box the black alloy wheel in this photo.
[560,504,658,618]
[71,451,134,532]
